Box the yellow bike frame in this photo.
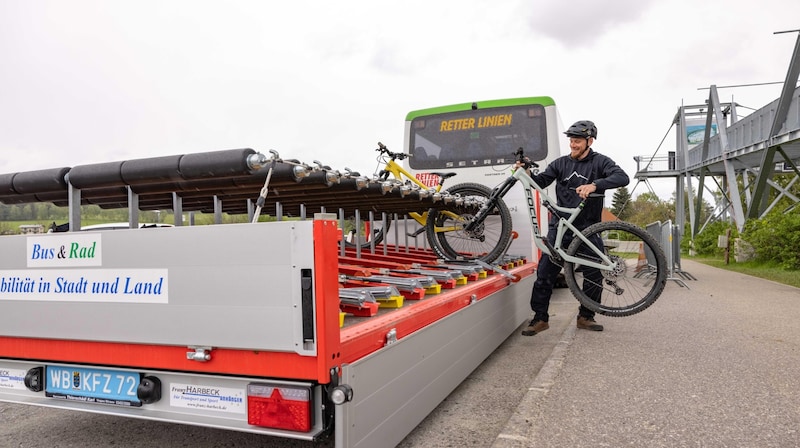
[379,157,439,227]
[379,157,471,237]
[352,141,478,248]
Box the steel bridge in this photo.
[633,30,800,238]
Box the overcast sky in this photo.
[2,0,799,200]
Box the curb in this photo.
[492,319,577,447]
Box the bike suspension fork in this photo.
[463,177,517,232]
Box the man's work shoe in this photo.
[521,320,549,336]
[577,316,603,331]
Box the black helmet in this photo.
[564,120,597,139]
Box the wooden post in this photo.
[724,228,732,265]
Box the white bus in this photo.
[402,96,564,262]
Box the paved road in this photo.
[493,259,800,448]
[3,260,799,447]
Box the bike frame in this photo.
[471,167,616,271]
[348,145,466,248]
[378,155,444,227]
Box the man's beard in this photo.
[570,146,588,160]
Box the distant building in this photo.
[19,224,45,234]
[602,208,619,222]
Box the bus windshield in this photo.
[407,103,549,170]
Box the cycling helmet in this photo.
[564,120,598,139]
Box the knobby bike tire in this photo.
[563,221,667,317]
[425,182,513,264]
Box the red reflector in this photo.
[247,384,312,432]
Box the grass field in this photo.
[690,256,800,289]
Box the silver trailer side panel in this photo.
[335,274,535,448]
[0,221,318,355]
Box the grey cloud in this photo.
[527,0,657,47]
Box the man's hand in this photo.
[576,182,597,199]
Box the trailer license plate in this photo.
[45,366,142,407]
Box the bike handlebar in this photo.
[376,143,537,166]
[514,147,539,170]
[376,142,410,160]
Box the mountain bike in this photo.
[344,143,511,257]
[426,148,668,316]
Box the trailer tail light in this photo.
[247,383,312,432]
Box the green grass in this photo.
[689,256,800,288]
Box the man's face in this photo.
[568,137,592,160]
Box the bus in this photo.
[402,96,564,263]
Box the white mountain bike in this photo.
[426,148,668,317]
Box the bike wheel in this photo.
[342,214,390,249]
[563,221,667,317]
[425,182,512,264]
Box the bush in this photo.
[683,221,738,256]
[741,211,800,269]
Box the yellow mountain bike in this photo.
[343,143,512,259]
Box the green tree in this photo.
[610,186,632,220]
[674,188,716,229]
[625,192,675,228]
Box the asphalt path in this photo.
[3,260,799,447]
[493,259,800,448]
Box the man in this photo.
[520,120,629,336]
